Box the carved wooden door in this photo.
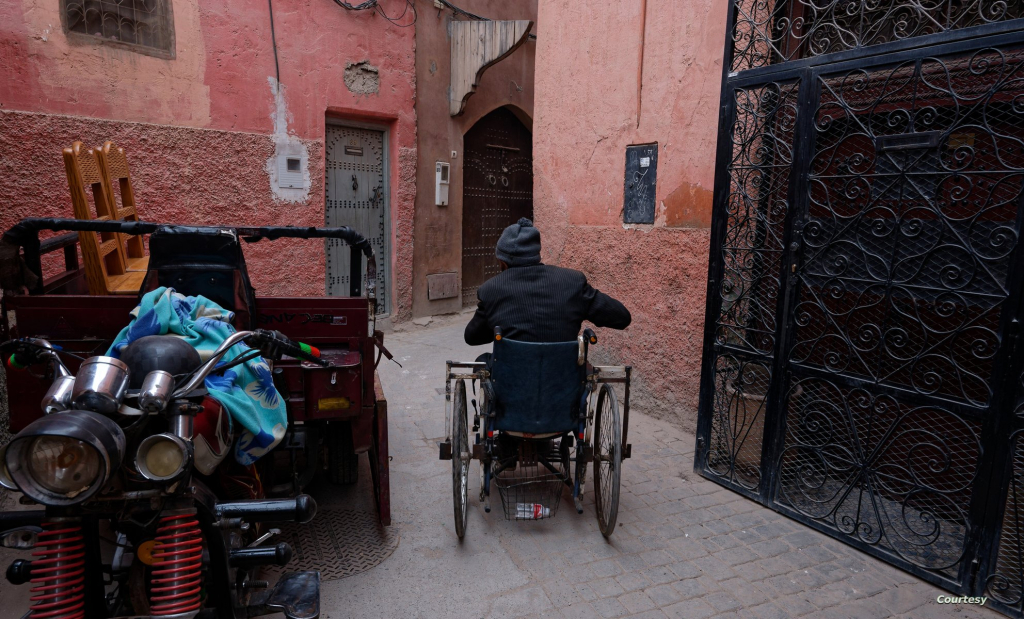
[461,107,533,306]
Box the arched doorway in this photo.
[461,107,533,306]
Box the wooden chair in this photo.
[94,141,148,272]
[62,141,146,295]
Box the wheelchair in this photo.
[440,327,632,538]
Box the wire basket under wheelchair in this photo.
[492,439,567,521]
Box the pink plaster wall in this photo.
[0,0,416,316]
[533,0,728,431]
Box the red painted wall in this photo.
[533,0,728,431]
[0,0,416,316]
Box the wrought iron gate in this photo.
[695,6,1024,615]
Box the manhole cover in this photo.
[265,509,399,581]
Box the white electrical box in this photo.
[277,154,306,189]
[435,161,450,206]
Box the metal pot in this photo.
[72,356,130,414]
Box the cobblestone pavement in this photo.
[0,316,1003,619]
[320,315,1001,619]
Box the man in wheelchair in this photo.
[464,217,631,346]
[444,218,632,539]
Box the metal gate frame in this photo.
[695,13,1024,616]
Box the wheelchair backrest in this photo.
[490,337,585,434]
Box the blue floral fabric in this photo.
[107,287,287,465]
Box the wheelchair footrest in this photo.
[438,440,452,460]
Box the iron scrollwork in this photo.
[790,48,1024,408]
[706,355,771,490]
[777,377,981,574]
[704,81,801,493]
[702,0,1024,608]
[989,428,1024,609]
[717,81,800,355]
[730,0,1024,72]
[986,371,1024,610]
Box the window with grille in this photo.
[61,0,175,58]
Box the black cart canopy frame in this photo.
[1,218,377,299]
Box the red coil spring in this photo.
[149,513,204,616]
[29,521,85,619]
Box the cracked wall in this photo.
[345,60,380,95]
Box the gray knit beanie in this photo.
[495,218,541,267]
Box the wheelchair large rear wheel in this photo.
[452,379,470,538]
[593,383,621,538]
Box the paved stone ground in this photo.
[319,315,1002,619]
[0,316,1005,618]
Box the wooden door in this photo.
[325,125,389,314]
[461,107,533,306]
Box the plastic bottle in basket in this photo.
[515,503,551,519]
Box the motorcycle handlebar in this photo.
[2,338,71,377]
[173,329,328,398]
[247,330,328,367]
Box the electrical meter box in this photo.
[435,162,450,206]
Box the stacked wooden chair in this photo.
[96,142,149,272]
[62,141,148,295]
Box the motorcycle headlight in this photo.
[0,444,16,491]
[5,410,125,506]
[27,436,101,495]
[136,433,190,482]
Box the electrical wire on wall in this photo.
[434,0,537,40]
[268,0,281,92]
[331,0,417,27]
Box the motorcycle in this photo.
[0,329,326,619]
[0,218,395,618]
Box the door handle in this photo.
[352,175,359,191]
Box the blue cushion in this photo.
[490,337,585,434]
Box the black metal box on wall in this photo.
[623,143,658,224]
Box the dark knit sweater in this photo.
[464,264,632,346]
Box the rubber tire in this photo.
[328,421,360,485]
[453,380,470,538]
[478,383,489,503]
[593,384,622,538]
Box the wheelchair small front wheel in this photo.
[593,383,622,538]
[452,379,470,538]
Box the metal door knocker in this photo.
[352,175,359,191]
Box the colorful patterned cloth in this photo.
[107,287,287,465]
